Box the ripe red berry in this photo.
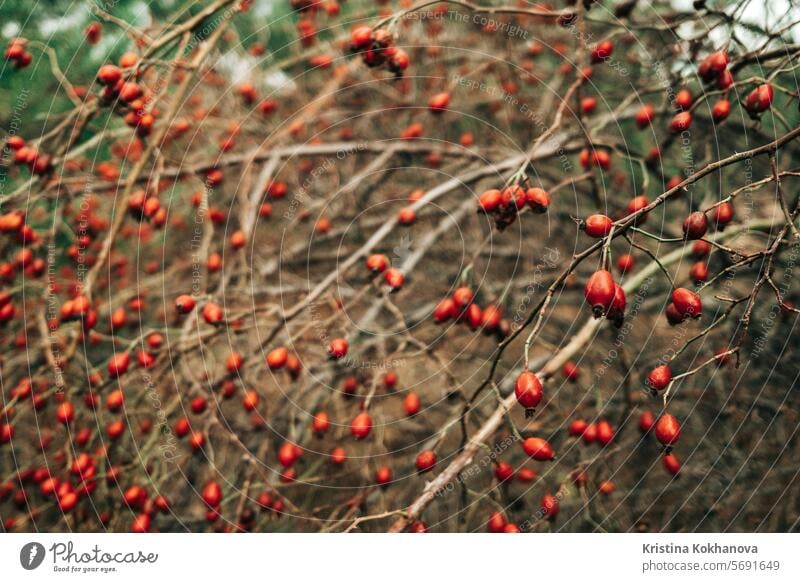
[540,493,559,520]
[563,361,580,381]
[390,49,409,72]
[522,437,554,460]
[119,81,142,102]
[494,461,514,482]
[312,411,330,435]
[682,211,708,240]
[202,302,223,324]
[655,413,681,446]
[175,294,196,314]
[590,39,614,63]
[717,68,734,89]
[202,481,222,507]
[630,196,651,218]
[674,88,692,110]
[665,303,684,326]
[711,201,734,227]
[59,491,79,512]
[328,338,348,359]
[452,286,473,310]
[174,417,191,438]
[583,214,613,238]
[478,189,503,212]
[434,298,457,323]
[383,370,399,390]
[226,353,244,374]
[330,447,347,465]
[242,391,259,411]
[56,402,74,424]
[689,260,708,283]
[568,418,588,437]
[97,64,122,86]
[188,431,205,451]
[392,204,415,225]
[487,511,507,533]
[350,26,372,49]
[692,240,711,258]
[616,253,635,274]
[375,466,393,486]
[525,187,550,212]
[744,83,774,113]
[415,450,437,472]
[672,288,702,318]
[403,391,421,416]
[107,352,130,377]
[350,411,372,439]
[639,410,655,432]
[500,185,525,210]
[582,423,597,444]
[584,270,616,317]
[663,452,681,475]
[366,253,389,273]
[428,92,450,113]
[598,480,616,495]
[278,441,300,468]
[230,230,246,249]
[464,303,483,331]
[131,513,151,533]
[514,371,543,409]
[711,99,731,122]
[266,346,289,369]
[0,423,13,444]
[480,304,502,332]
[607,284,627,322]
[647,365,672,391]
[670,111,692,133]
[384,268,404,290]
[702,51,728,78]
[595,419,615,446]
[635,104,655,129]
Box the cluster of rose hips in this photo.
[3,136,51,175]
[0,290,15,323]
[432,286,510,340]
[638,410,683,475]
[266,371,429,484]
[743,83,774,117]
[578,147,612,170]
[478,185,551,229]
[174,294,225,325]
[491,458,560,522]
[349,26,409,76]
[558,369,684,480]
[96,54,158,136]
[698,50,733,89]
[486,511,523,533]
[631,50,774,134]
[698,50,773,118]
[4,37,31,68]
[0,209,39,292]
[364,253,405,290]
[568,417,616,449]
[128,189,166,225]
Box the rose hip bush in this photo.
[1,0,800,533]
